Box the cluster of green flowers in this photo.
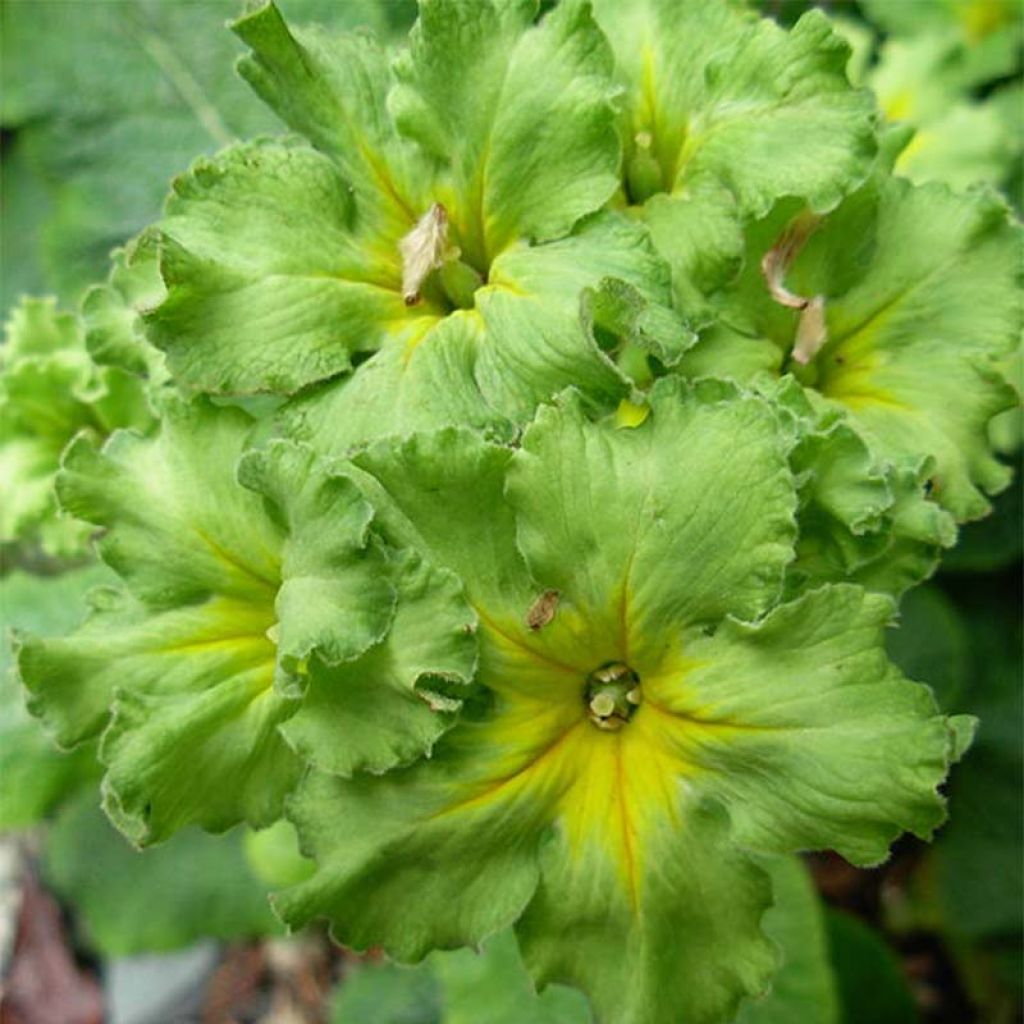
[5,1,1020,1021]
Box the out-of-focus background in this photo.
[0,2,1020,1022]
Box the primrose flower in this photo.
[145,0,682,446]
[0,297,155,557]
[18,396,477,844]
[278,381,970,1024]
[590,0,877,318]
[673,173,1021,523]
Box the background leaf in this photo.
[43,793,281,956]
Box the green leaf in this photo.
[43,794,280,956]
[390,0,619,262]
[329,928,590,1024]
[931,576,1022,941]
[1,2,272,305]
[0,134,51,314]
[886,584,970,712]
[825,911,918,1024]
[935,745,1023,940]
[942,465,1023,572]
[434,930,591,1024]
[244,819,315,889]
[330,960,441,1024]
[18,397,424,844]
[593,0,877,214]
[1,0,405,312]
[737,857,839,1024]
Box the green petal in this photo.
[517,795,775,1024]
[276,733,551,960]
[19,577,301,843]
[279,315,509,455]
[233,0,429,235]
[474,215,658,420]
[350,426,533,618]
[55,397,282,607]
[4,294,80,357]
[770,379,957,598]
[99,638,300,843]
[594,0,877,214]
[300,386,966,1020]
[178,0,626,399]
[279,552,477,776]
[146,140,419,394]
[236,439,395,673]
[639,181,744,324]
[391,0,619,263]
[507,379,797,660]
[0,567,111,829]
[0,354,94,554]
[81,229,168,379]
[652,585,964,866]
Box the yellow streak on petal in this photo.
[430,697,584,824]
[552,708,696,908]
[819,350,910,412]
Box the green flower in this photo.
[278,382,970,1024]
[144,0,681,441]
[18,396,476,844]
[591,0,878,317]
[0,297,154,557]
[678,173,1021,524]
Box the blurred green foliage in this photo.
[43,793,282,955]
